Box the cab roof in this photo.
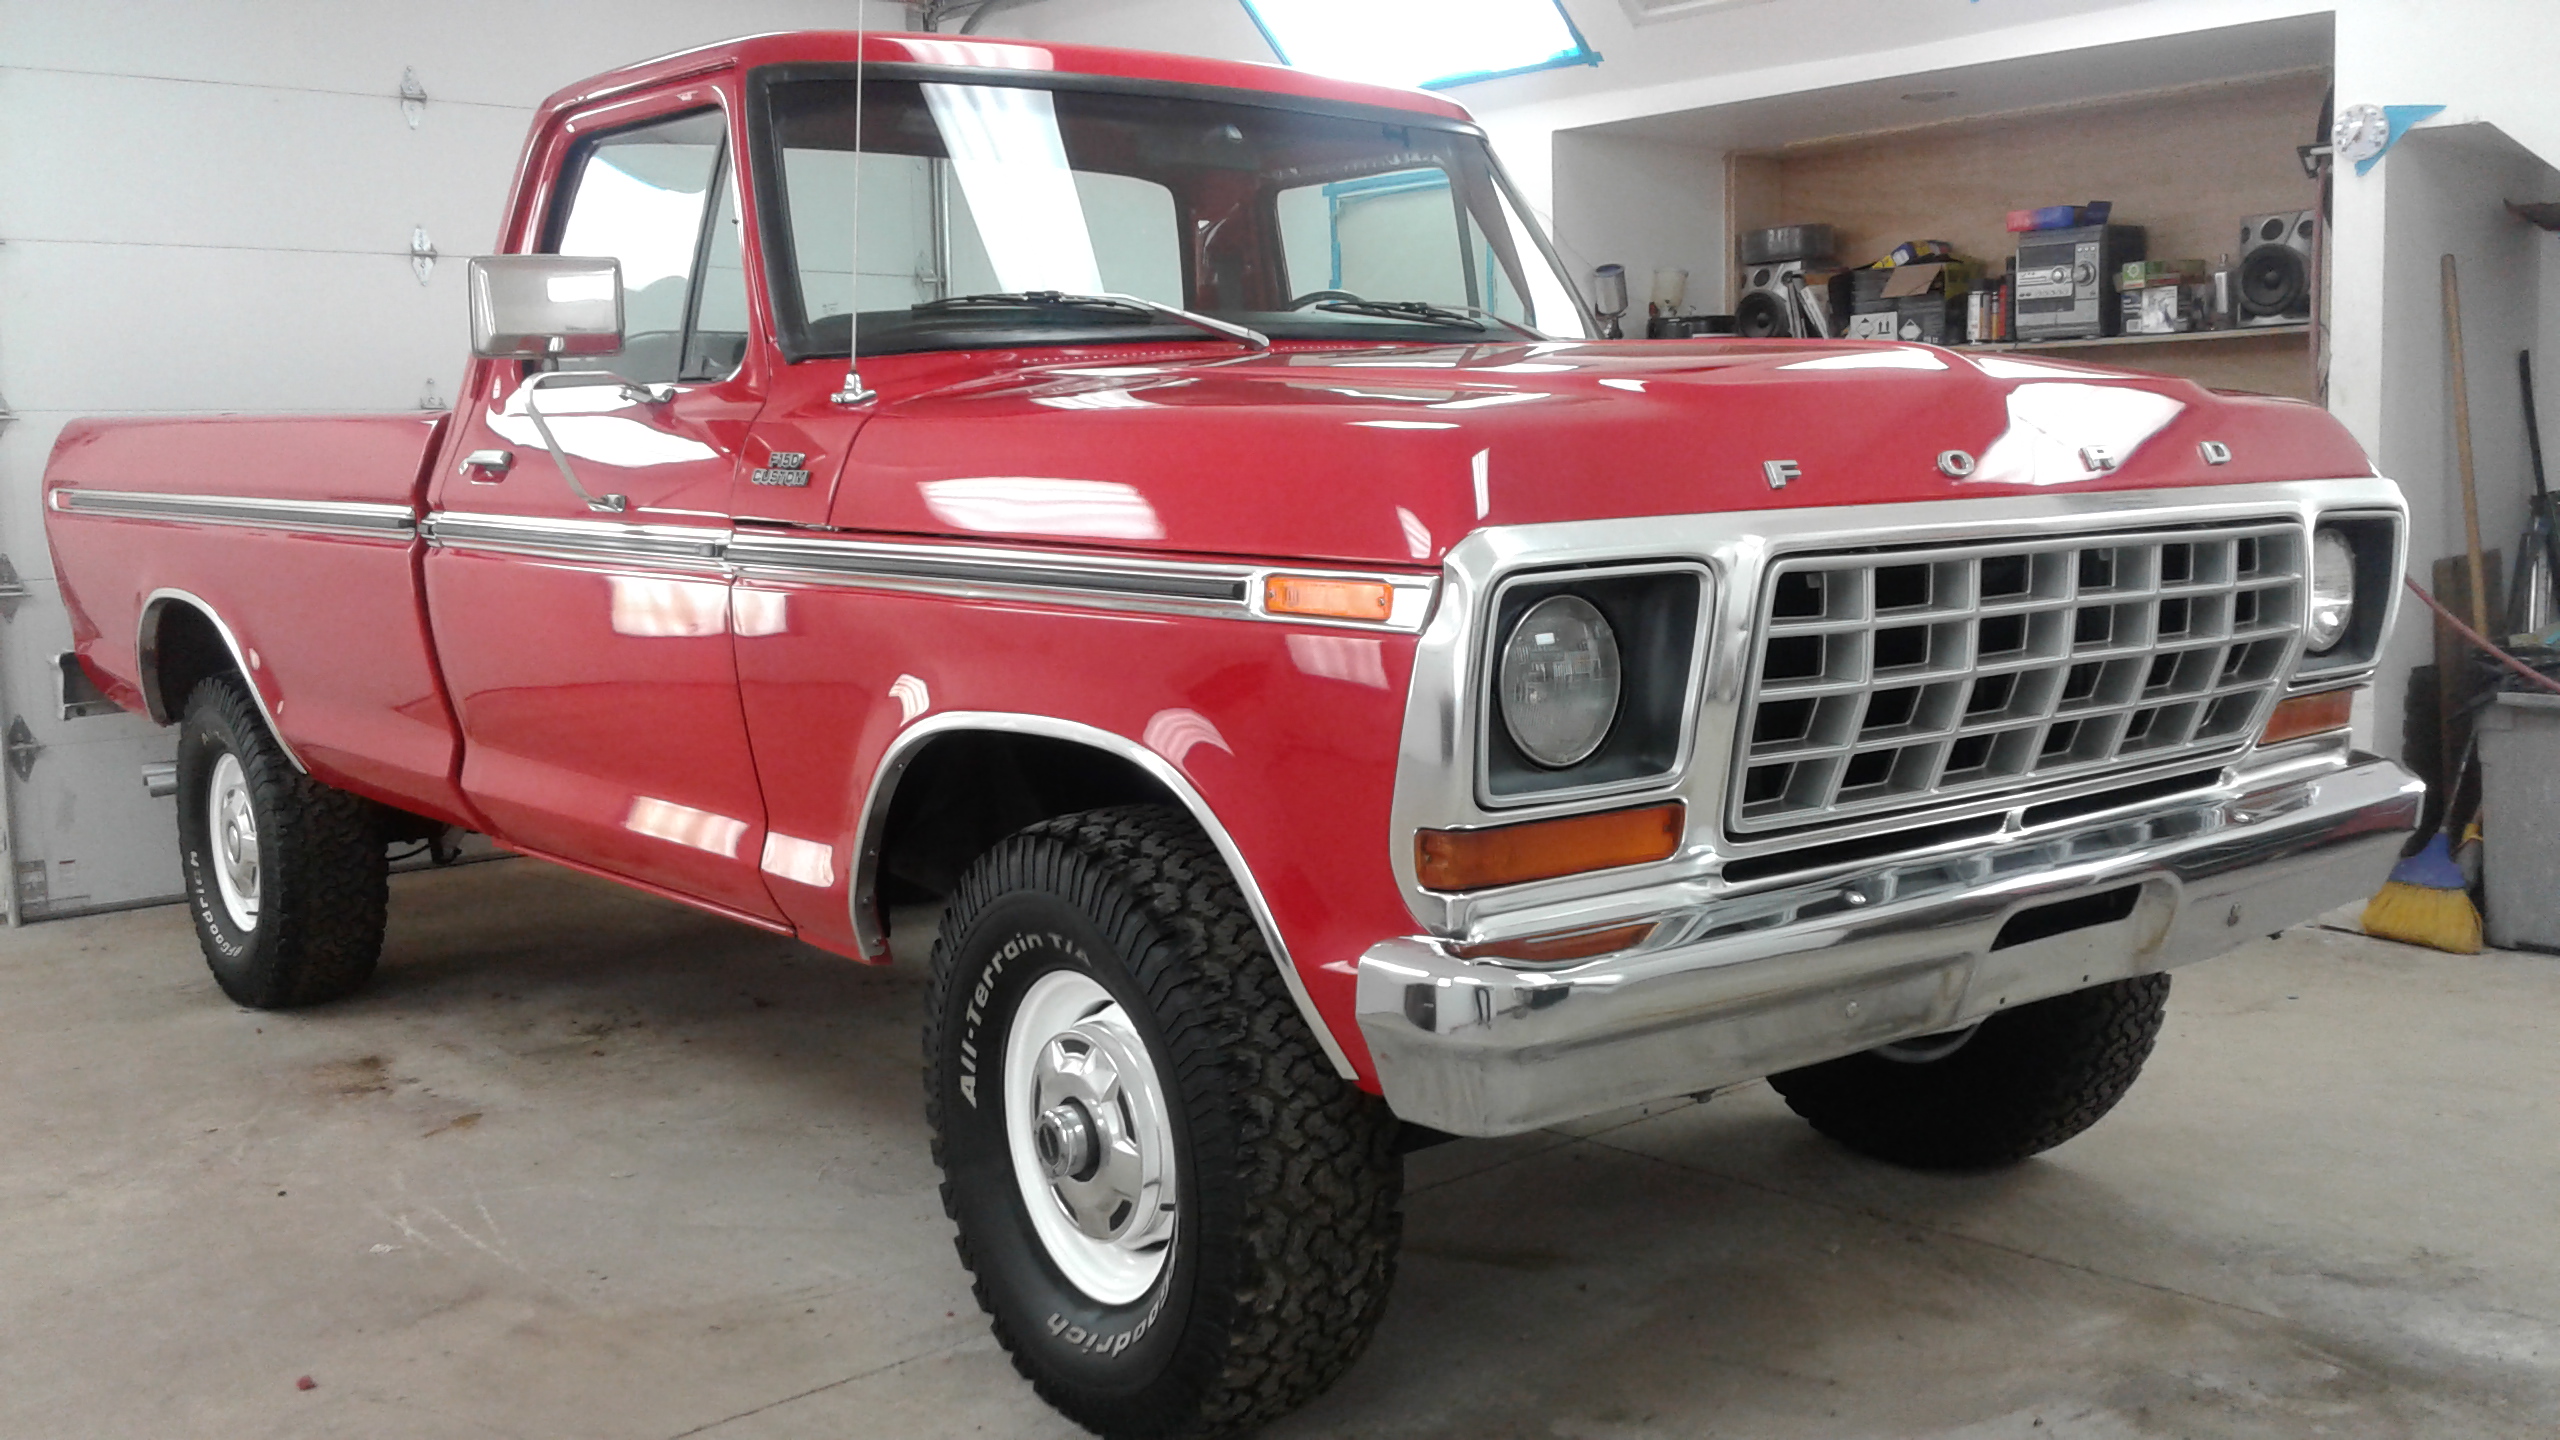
[536,29,1478,126]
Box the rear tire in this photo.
[174,675,387,1008]
[924,805,1401,1439]
[1766,975,2171,1169]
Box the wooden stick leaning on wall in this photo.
[2443,253,2492,635]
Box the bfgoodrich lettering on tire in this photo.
[924,806,1401,1439]
[174,675,388,1009]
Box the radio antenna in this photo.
[833,5,878,406]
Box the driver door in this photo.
[425,98,785,924]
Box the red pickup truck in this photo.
[45,30,2420,1439]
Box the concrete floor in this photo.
[3,858,2555,1440]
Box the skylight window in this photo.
[1239,0,1600,90]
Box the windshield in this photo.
[756,73,1589,358]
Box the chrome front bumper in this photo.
[1356,755,2422,1137]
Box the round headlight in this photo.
[1499,595,1621,768]
[2306,527,2356,653]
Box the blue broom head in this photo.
[2386,833,2467,890]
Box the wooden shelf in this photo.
[1959,323,2310,354]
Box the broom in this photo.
[2361,750,2483,954]
[2365,256,2491,955]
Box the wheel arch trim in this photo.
[850,710,1357,1080]
[136,588,307,772]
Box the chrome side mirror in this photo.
[467,255,624,359]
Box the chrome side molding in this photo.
[50,489,416,538]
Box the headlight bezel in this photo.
[1478,561,1712,806]
[2293,511,2400,680]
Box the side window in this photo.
[1275,169,1469,306]
[684,165,749,380]
[550,109,731,385]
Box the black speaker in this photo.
[2237,209,2315,326]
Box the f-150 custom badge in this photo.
[753,451,810,486]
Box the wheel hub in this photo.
[1030,1021,1171,1243]
[1004,969,1178,1303]
[1033,1100,1099,1183]
[206,752,260,930]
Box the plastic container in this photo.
[2479,690,2560,951]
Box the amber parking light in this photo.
[1415,802,1685,892]
[2261,688,2355,744]
[1263,574,1395,622]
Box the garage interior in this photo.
[4,2,2558,1437]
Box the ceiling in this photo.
[1580,11,2332,153]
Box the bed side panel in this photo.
[42,414,475,826]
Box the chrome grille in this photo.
[1729,520,2305,835]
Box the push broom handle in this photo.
[2521,350,2560,596]
[2444,254,2491,635]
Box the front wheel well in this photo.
[874,731,1179,902]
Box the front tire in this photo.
[1766,974,2172,1169]
[175,675,387,1008]
[924,806,1401,1439]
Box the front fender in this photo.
[733,580,1424,1088]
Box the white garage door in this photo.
[0,0,896,922]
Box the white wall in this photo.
[2329,126,2559,759]
[1546,131,1724,316]
[2326,0,2560,762]
[0,0,905,915]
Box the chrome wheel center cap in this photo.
[1033,1100,1098,1182]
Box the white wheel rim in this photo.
[207,752,260,931]
[1003,969,1177,1305]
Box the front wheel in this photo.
[924,806,1401,1439]
[175,675,388,1008]
[1766,974,2172,1170]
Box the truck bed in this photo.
[44,414,476,827]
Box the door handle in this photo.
[461,449,514,481]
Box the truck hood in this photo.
[838,338,2373,568]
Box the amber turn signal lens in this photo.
[1451,920,1657,964]
[1415,802,1684,892]
[2261,688,2355,744]
[1264,574,1394,622]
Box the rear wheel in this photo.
[1766,974,2172,1169]
[924,805,1401,1439]
[175,675,387,1008]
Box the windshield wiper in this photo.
[1308,298,1544,339]
[914,291,1269,350]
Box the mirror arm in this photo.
[519,371,637,514]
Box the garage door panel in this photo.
[0,69,524,257]
[0,244,467,414]
[1,416,75,576]
[6,725,182,922]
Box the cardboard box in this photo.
[1878,260,1977,302]
[2121,284,2205,335]
[1847,311,1899,340]
[1894,294,1960,345]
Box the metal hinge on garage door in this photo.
[5,716,37,781]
